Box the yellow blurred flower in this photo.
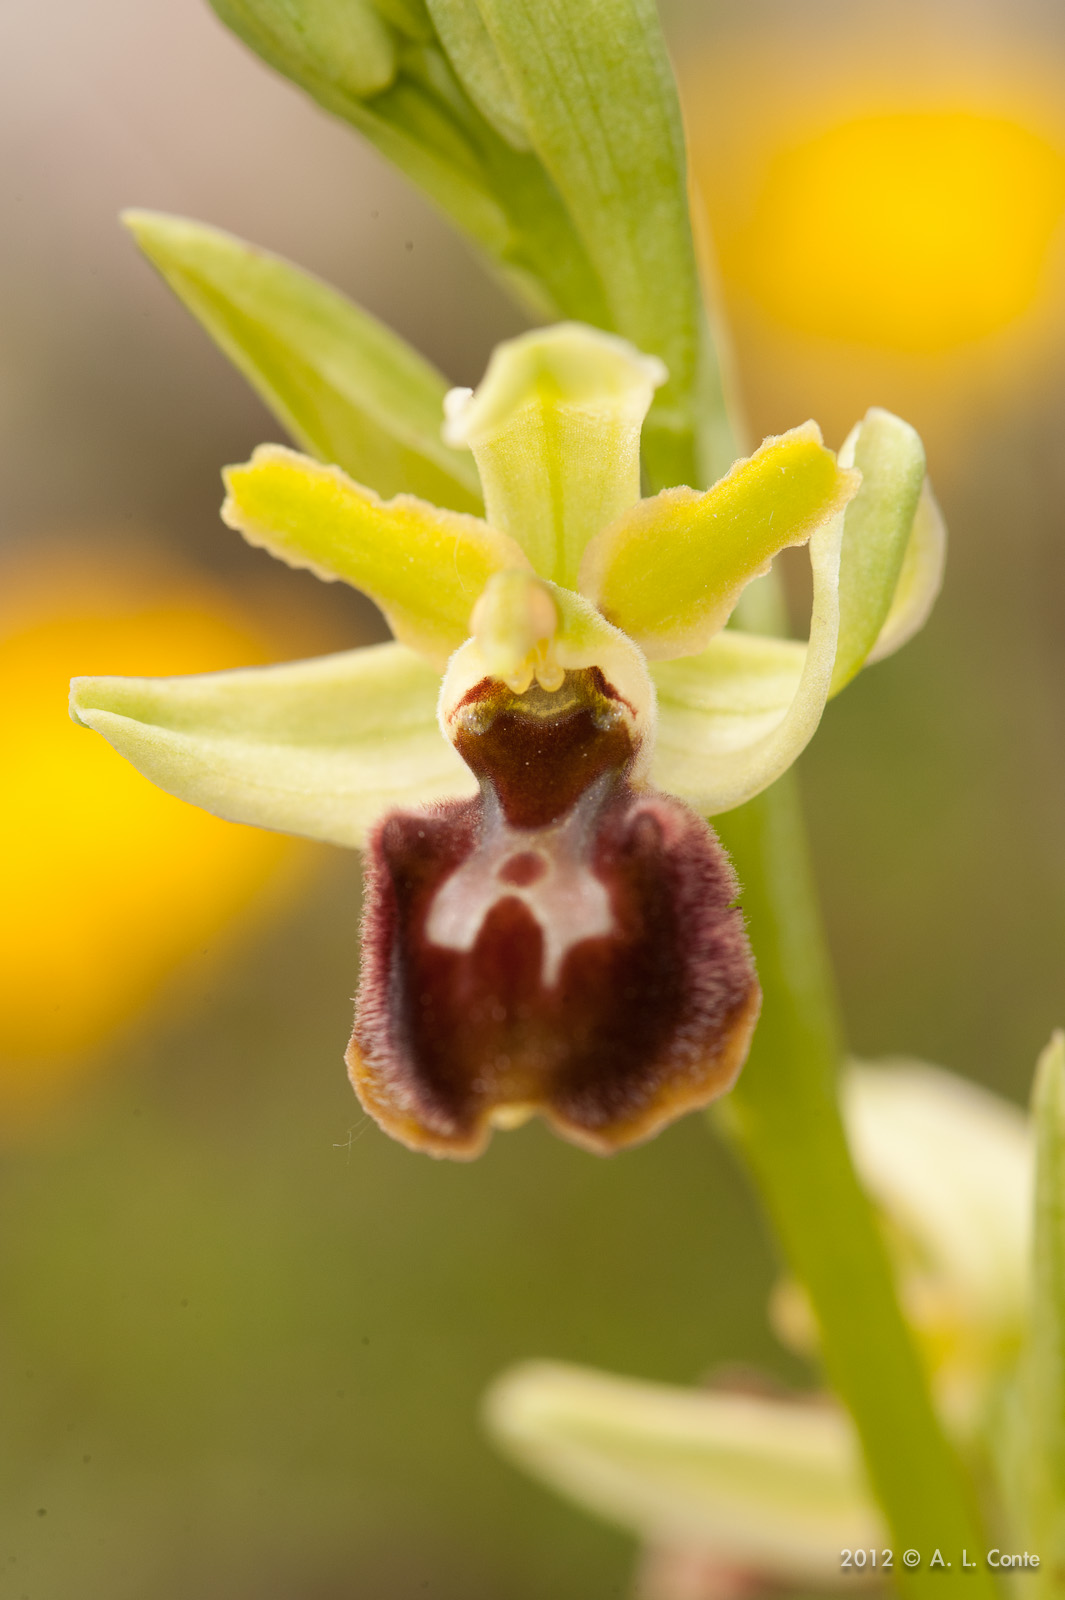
[680,32,1065,451]
[724,110,1065,353]
[0,541,304,1119]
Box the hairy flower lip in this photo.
[347,669,760,1159]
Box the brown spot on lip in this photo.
[498,851,547,887]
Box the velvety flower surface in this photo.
[70,276,942,1157]
[354,669,759,1156]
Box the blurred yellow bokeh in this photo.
[0,545,304,1115]
[724,110,1065,351]
[679,35,1065,455]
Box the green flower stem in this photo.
[664,294,994,1586]
[714,768,995,1596]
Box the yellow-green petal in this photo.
[124,211,483,512]
[69,642,475,850]
[222,444,531,666]
[580,423,859,661]
[650,504,844,813]
[830,408,927,694]
[484,1361,881,1586]
[443,323,664,587]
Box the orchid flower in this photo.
[485,1039,1064,1592]
[69,219,942,1160]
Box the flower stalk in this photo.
[715,773,995,1594]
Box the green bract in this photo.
[124,211,482,512]
[201,0,730,487]
[70,309,940,848]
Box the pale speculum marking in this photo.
[424,781,615,988]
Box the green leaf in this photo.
[205,2,609,327]
[461,0,721,487]
[582,423,858,661]
[424,0,528,149]
[222,444,530,666]
[650,493,845,815]
[205,0,734,488]
[444,323,664,586]
[373,0,434,40]
[125,211,482,513]
[830,409,927,695]
[1011,1032,1065,1592]
[484,1361,881,1585]
[69,642,475,850]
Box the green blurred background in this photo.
[2,1,1064,1595]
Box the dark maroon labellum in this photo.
[348,670,760,1158]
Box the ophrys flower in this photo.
[70,304,941,1159]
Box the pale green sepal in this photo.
[441,581,656,783]
[1010,1032,1065,1589]
[581,424,859,662]
[866,481,947,666]
[444,324,664,587]
[829,409,926,695]
[425,0,529,149]
[124,211,482,513]
[222,445,530,668]
[209,0,397,100]
[650,507,844,814]
[484,1361,881,1586]
[69,642,475,851]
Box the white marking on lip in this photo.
[424,784,615,987]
